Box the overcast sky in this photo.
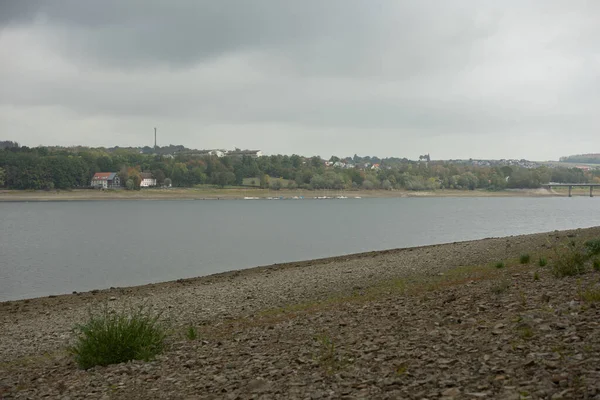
[1,1,598,160]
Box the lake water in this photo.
[2,197,600,301]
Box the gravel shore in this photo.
[2,227,600,399]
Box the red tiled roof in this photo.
[92,172,117,180]
[92,172,112,179]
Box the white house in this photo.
[208,150,226,157]
[140,172,157,187]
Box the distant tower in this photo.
[154,127,157,150]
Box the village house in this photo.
[140,172,157,187]
[91,172,121,189]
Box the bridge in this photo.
[544,183,600,197]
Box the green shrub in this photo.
[538,257,548,267]
[533,271,540,281]
[494,261,505,269]
[551,244,587,278]
[594,259,600,271]
[70,305,166,369]
[585,239,600,256]
[520,254,531,264]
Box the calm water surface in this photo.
[1,197,600,301]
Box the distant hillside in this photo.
[559,154,600,164]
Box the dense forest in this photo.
[1,145,598,191]
[560,154,600,164]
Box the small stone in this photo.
[442,387,461,397]
[109,296,117,301]
[523,359,535,367]
[247,378,268,393]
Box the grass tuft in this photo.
[70,305,166,369]
[520,254,531,264]
[494,261,505,269]
[593,259,600,272]
[538,257,548,267]
[186,325,198,340]
[314,334,346,374]
[533,271,540,281]
[518,326,535,340]
[491,280,510,295]
[580,288,600,303]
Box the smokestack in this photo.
[154,127,157,150]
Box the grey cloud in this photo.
[0,0,599,159]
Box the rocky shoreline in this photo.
[2,227,600,399]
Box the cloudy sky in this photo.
[1,1,598,160]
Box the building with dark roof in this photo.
[91,172,121,189]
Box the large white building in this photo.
[140,172,157,187]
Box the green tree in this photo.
[215,171,236,188]
[152,169,166,185]
[500,166,513,178]
[270,180,282,190]
[125,179,134,190]
[0,167,5,187]
[171,163,189,187]
[260,174,270,189]
[164,178,172,187]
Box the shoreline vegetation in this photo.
[2,227,600,398]
[0,186,594,202]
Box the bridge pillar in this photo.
[591,186,594,198]
[569,186,572,197]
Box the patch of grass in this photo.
[70,305,166,369]
[585,239,600,256]
[551,242,588,278]
[395,364,408,375]
[518,325,535,340]
[520,254,531,264]
[533,271,540,281]
[593,259,600,271]
[538,257,548,267]
[186,325,198,340]
[491,280,510,295]
[580,288,600,302]
[494,261,505,269]
[313,334,348,374]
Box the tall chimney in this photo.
[154,127,157,150]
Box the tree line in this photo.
[1,145,598,191]
[559,154,600,164]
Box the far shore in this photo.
[0,186,587,202]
